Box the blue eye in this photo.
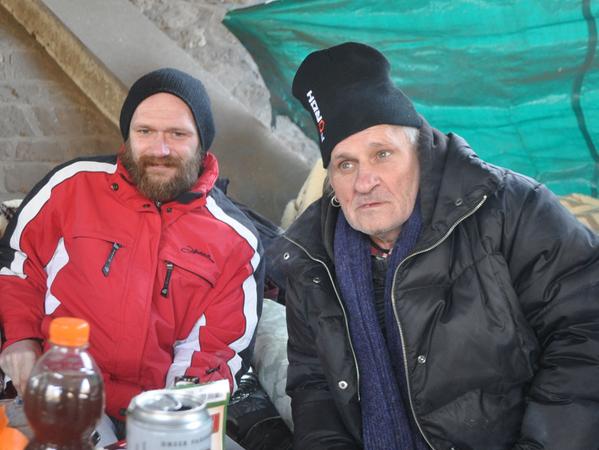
[377,150,391,159]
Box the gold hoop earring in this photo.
[330,195,340,208]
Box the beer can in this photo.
[126,389,212,450]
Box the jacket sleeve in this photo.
[166,231,264,392]
[500,179,599,450]
[0,180,64,347]
[285,273,360,450]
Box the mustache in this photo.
[353,194,391,208]
[137,155,180,168]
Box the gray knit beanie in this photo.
[119,68,215,151]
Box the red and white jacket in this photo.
[0,152,264,419]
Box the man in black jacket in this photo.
[277,42,599,450]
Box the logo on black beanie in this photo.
[306,90,326,142]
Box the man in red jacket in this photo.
[0,68,264,429]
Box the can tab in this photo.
[150,394,196,412]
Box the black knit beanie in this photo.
[119,68,215,151]
[292,42,422,168]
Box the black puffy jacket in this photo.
[277,122,599,450]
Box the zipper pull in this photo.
[102,243,121,277]
[161,261,174,297]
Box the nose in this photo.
[354,164,379,193]
[149,132,170,157]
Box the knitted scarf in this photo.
[334,202,429,449]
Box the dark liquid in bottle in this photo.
[23,370,103,450]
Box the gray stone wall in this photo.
[129,0,319,166]
[0,5,122,203]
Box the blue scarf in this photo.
[334,202,429,449]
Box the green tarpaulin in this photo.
[224,0,598,196]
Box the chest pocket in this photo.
[159,251,220,299]
[69,230,132,280]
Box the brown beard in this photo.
[120,141,203,202]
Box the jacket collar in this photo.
[282,198,334,265]
[415,119,503,250]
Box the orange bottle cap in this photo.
[49,317,90,347]
[0,405,28,449]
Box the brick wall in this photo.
[0,5,121,203]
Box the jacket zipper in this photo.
[161,261,174,297]
[283,236,362,400]
[102,242,122,277]
[391,194,488,450]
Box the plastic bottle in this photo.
[23,317,104,450]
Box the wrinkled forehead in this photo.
[330,124,412,160]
